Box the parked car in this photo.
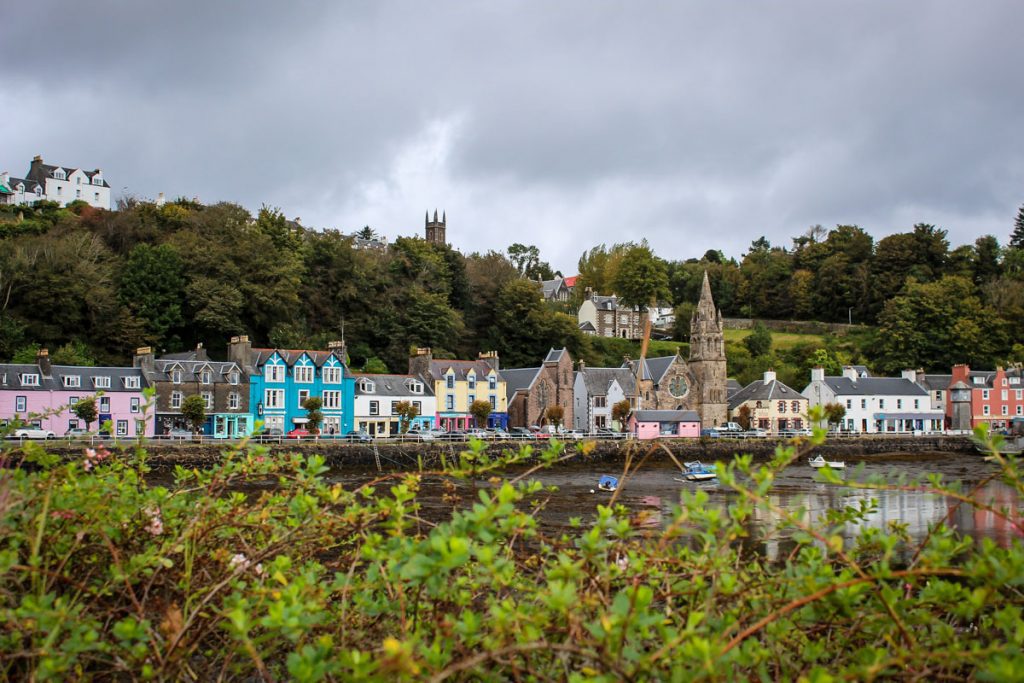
[509,427,535,440]
[438,430,468,441]
[161,427,193,440]
[717,422,745,434]
[286,427,311,439]
[745,428,768,438]
[561,429,587,440]
[595,428,626,439]
[253,427,284,442]
[700,428,721,438]
[342,430,373,442]
[10,427,56,440]
[64,427,92,439]
[779,428,813,438]
[404,428,435,442]
[486,427,511,440]
[465,428,490,440]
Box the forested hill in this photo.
[0,199,1021,377]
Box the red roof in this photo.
[563,276,578,288]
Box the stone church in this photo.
[625,272,728,427]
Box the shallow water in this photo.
[324,451,1022,554]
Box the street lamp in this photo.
[847,307,853,325]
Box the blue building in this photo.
[227,336,354,435]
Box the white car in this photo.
[11,427,56,440]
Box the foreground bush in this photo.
[0,429,1021,681]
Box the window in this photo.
[879,399,885,409]
[322,390,340,409]
[446,374,454,390]
[413,401,422,413]
[846,399,852,409]
[57,186,62,196]
[973,377,984,385]
[201,392,213,410]
[265,389,284,409]
[75,189,81,199]
[896,399,903,409]
[777,401,786,413]
[20,373,39,386]
[99,397,110,413]
[124,376,140,389]
[323,367,341,384]
[93,193,99,202]
[116,420,128,437]
[265,364,284,382]
[1001,406,1008,416]
[171,392,183,409]
[914,399,919,409]
[15,396,26,412]
[94,376,111,389]
[791,400,801,413]
[54,169,65,180]
[369,400,379,416]
[1017,390,1023,400]
[490,395,496,410]
[468,375,476,390]
[200,370,212,385]
[171,369,182,384]
[391,401,399,413]
[135,420,146,435]
[295,366,314,383]
[983,405,991,416]
[594,396,607,408]
[468,394,476,407]
[446,395,454,410]
[70,396,79,405]
[228,392,240,410]
[61,375,81,388]
[1001,390,1008,401]
[1002,378,1008,387]
[1017,406,1023,416]
[1011,377,1021,385]
[130,397,140,413]
[228,370,239,385]
[489,375,497,390]
[358,379,374,393]
[935,391,942,401]
[76,176,81,185]
[982,390,990,400]
[407,379,423,394]
[297,389,310,408]
[68,419,79,431]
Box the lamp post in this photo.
[848,307,853,325]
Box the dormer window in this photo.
[488,375,497,390]
[94,376,111,389]
[54,169,65,180]
[467,373,476,390]
[323,366,341,384]
[358,378,375,393]
[92,176,102,185]
[200,370,212,385]
[124,376,140,389]
[228,370,239,385]
[406,379,423,394]
[446,374,454,390]
[21,373,40,386]
[294,366,314,383]
[973,377,984,385]
[62,375,81,388]
[171,369,183,384]
[1010,377,1021,385]
[265,364,284,382]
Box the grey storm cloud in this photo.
[2,1,1023,273]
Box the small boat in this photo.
[678,461,717,482]
[809,454,845,469]
[597,475,618,492]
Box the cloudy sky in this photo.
[3,2,1023,272]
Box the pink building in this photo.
[629,409,701,440]
[0,350,154,437]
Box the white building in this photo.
[801,366,944,433]
[1,156,111,210]
[572,366,637,432]
[353,373,435,437]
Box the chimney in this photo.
[227,335,251,368]
[134,347,155,374]
[584,286,594,301]
[1,171,8,186]
[32,155,42,164]
[901,369,917,383]
[478,350,500,371]
[155,192,166,207]
[36,348,52,377]
[842,366,859,381]
[194,342,208,362]
[327,340,347,363]
[763,369,776,384]
[409,347,433,379]
[810,367,825,383]
[578,359,586,371]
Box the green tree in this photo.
[181,395,206,435]
[362,357,389,374]
[612,242,670,310]
[823,402,847,430]
[72,396,98,431]
[117,243,186,346]
[302,396,323,434]
[52,341,96,366]
[1010,204,1024,250]
[469,399,492,428]
[393,400,419,434]
[744,322,772,357]
[972,235,1002,285]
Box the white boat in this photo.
[808,454,845,470]
[678,461,717,482]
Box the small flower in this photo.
[254,563,265,577]
[229,553,250,571]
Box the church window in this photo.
[668,376,688,398]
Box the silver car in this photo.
[11,427,56,439]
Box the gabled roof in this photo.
[426,359,497,381]
[729,376,806,410]
[578,367,637,397]
[563,276,577,288]
[0,364,147,392]
[544,348,568,364]
[633,409,700,423]
[352,373,433,397]
[26,161,110,188]
[727,379,743,398]
[251,348,346,369]
[149,359,242,384]
[578,321,597,332]
[918,374,952,392]
[819,376,927,397]
[500,367,542,400]
[626,355,677,384]
[540,278,568,299]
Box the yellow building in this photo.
[728,370,809,434]
[408,348,508,431]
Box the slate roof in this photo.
[727,379,743,398]
[426,359,497,381]
[728,376,806,410]
[579,367,637,397]
[578,321,597,332]
[633,409,700,422]
[0,364,147,392]
[26,161,110,188]
[544,348,567,364]
[352,373,433,397]
[500,367,541,401]
[627,355,676,383]
[820,376,927,397]
[918,374,952,392]
[251,348,347,369]
[847,365,871,377]
[7,176,41,193]
[958,368,1024,389]
[591,294,620,311]
[148,359,242,385]
[540,278,567,299]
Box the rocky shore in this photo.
[33,434,979,472]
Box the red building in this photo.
[948,365,1024,429]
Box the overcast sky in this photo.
[3,2,1023,273]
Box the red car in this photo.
[286,428,311,439]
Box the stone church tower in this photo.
[425,209,446,245]
[689,271,728,426]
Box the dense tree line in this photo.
[0,199,1021,375]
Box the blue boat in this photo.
[598,475,618,492]
[679,461,717,482]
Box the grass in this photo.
[724,328,826,350]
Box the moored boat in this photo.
[809,454,845,469]
[597,475,618,492]
[677,461,717,482]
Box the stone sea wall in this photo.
[37,435,978,472]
